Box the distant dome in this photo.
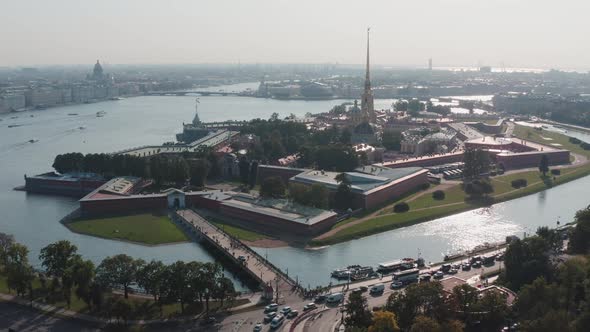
[93,60,103,78]
[349,99,361,114]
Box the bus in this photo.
[270,315,285,329]
[392,268,419,284]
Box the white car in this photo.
[253,323,263,331]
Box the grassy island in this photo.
[311,124,590,246]
[66,213,189,245]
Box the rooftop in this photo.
[292,166,425,194]
[221,194,336,225]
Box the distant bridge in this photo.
[146,90,243,97]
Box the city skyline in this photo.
[2,0,590,70]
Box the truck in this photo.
[326,292,344,304]
[392,268,420,285]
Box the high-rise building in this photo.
[360,28,376,124]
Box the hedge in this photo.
[511,179,528,188]
[393,202,410,213]
[432,190,446,200]
[551,169,561,175]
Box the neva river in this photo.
[1,83,590,288]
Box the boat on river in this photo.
[331,265,374,280]
[377,258,416,273]
[96,111,106,117]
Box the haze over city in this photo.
[2,0,590,70]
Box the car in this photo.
[441,264,452,273]
[200,316,217,326]
[253,323,263,331]
[472,261,482,268]
[281,306,292,315]
[287,310,299,318]
[303,302,317,311]
[370,284,385,295]
[433,271,444,279]
[496,253,505,261]
[238,255,246,262]
[264,303,279,313]
[264,312,277,323]
[452,264,461,270]
[359,285,368,292]
[351,288,362,295]
[390,281,404,289]
[448,268,459,275]
[419,274,432,282]
[462,263,471,271]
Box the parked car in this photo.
[433,271,444,279]
[448,268,459,275]
[462,263,471,271]
[359,285,368,292]
[390,281,404,289]
[472,261,482,268]
[303,302,317,311]
[419,273,432,282]
[441,264,452,273]
[264,303,278,313]
[264,312,277,323]
[287,310,299,318]
[351,288,362,295]
[253,323,263,331]
[281,306,292,315]
[370,284,385,295]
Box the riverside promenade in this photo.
[174,209,297,299]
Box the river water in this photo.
[1,83,589,288]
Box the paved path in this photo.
[176,209,295,294]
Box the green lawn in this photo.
[209,219,269,242]
[315,124,590,246]
[67,213,188,245]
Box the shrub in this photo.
[432,190,446,200]
[393,202,410,213]
[419,182,430,190]
[580,142,590,150]
[551,169,561,175]
[511,179,528,188]
[569,137,582,144]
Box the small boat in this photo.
[79,126,86,130]
[10,116,18,119]
[30,115,34,117]
[28,139,39,143]
[96,111,106,117]
[68,113,78,116]
[8,124,22,128]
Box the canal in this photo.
[1,84,589,288]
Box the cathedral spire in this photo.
[365,27,371,90]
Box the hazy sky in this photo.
[2,0,589,69]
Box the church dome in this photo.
[93,60,103,77]
[349,99,361,114]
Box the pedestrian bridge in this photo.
[174,209,297,299]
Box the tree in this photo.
[463,149,490,179]
[212,276,235,308]
[394,100,408,112]
[5,242,34,297]
[137,260,166,302]
[334,174,353,210]
[96,254,144,299]
[71,258,95,309]
[248,160,259,188]
[314,145,359,172]
[407,100,424,117]
[539,155,549,176]
[410,316,441,332]
[385,282,447,330]
[503,237,553,290]
[432,190,445,200]
[39,240,79,279]
[463,179,494,198]
[369,311,400,332]
[189,158,209,187]
[345,291,373,329]
[0,232,15,268]
[260,176,286,198]
[309,184,329,209]
[238,157,250,184]
[382,129,402,151]
[568,205,590,254]
[164,261,191,314]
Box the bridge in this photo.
[174,209,297,299]
[146,90,244,97]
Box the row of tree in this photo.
[0,237,236,318]
[52,150,220,188]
